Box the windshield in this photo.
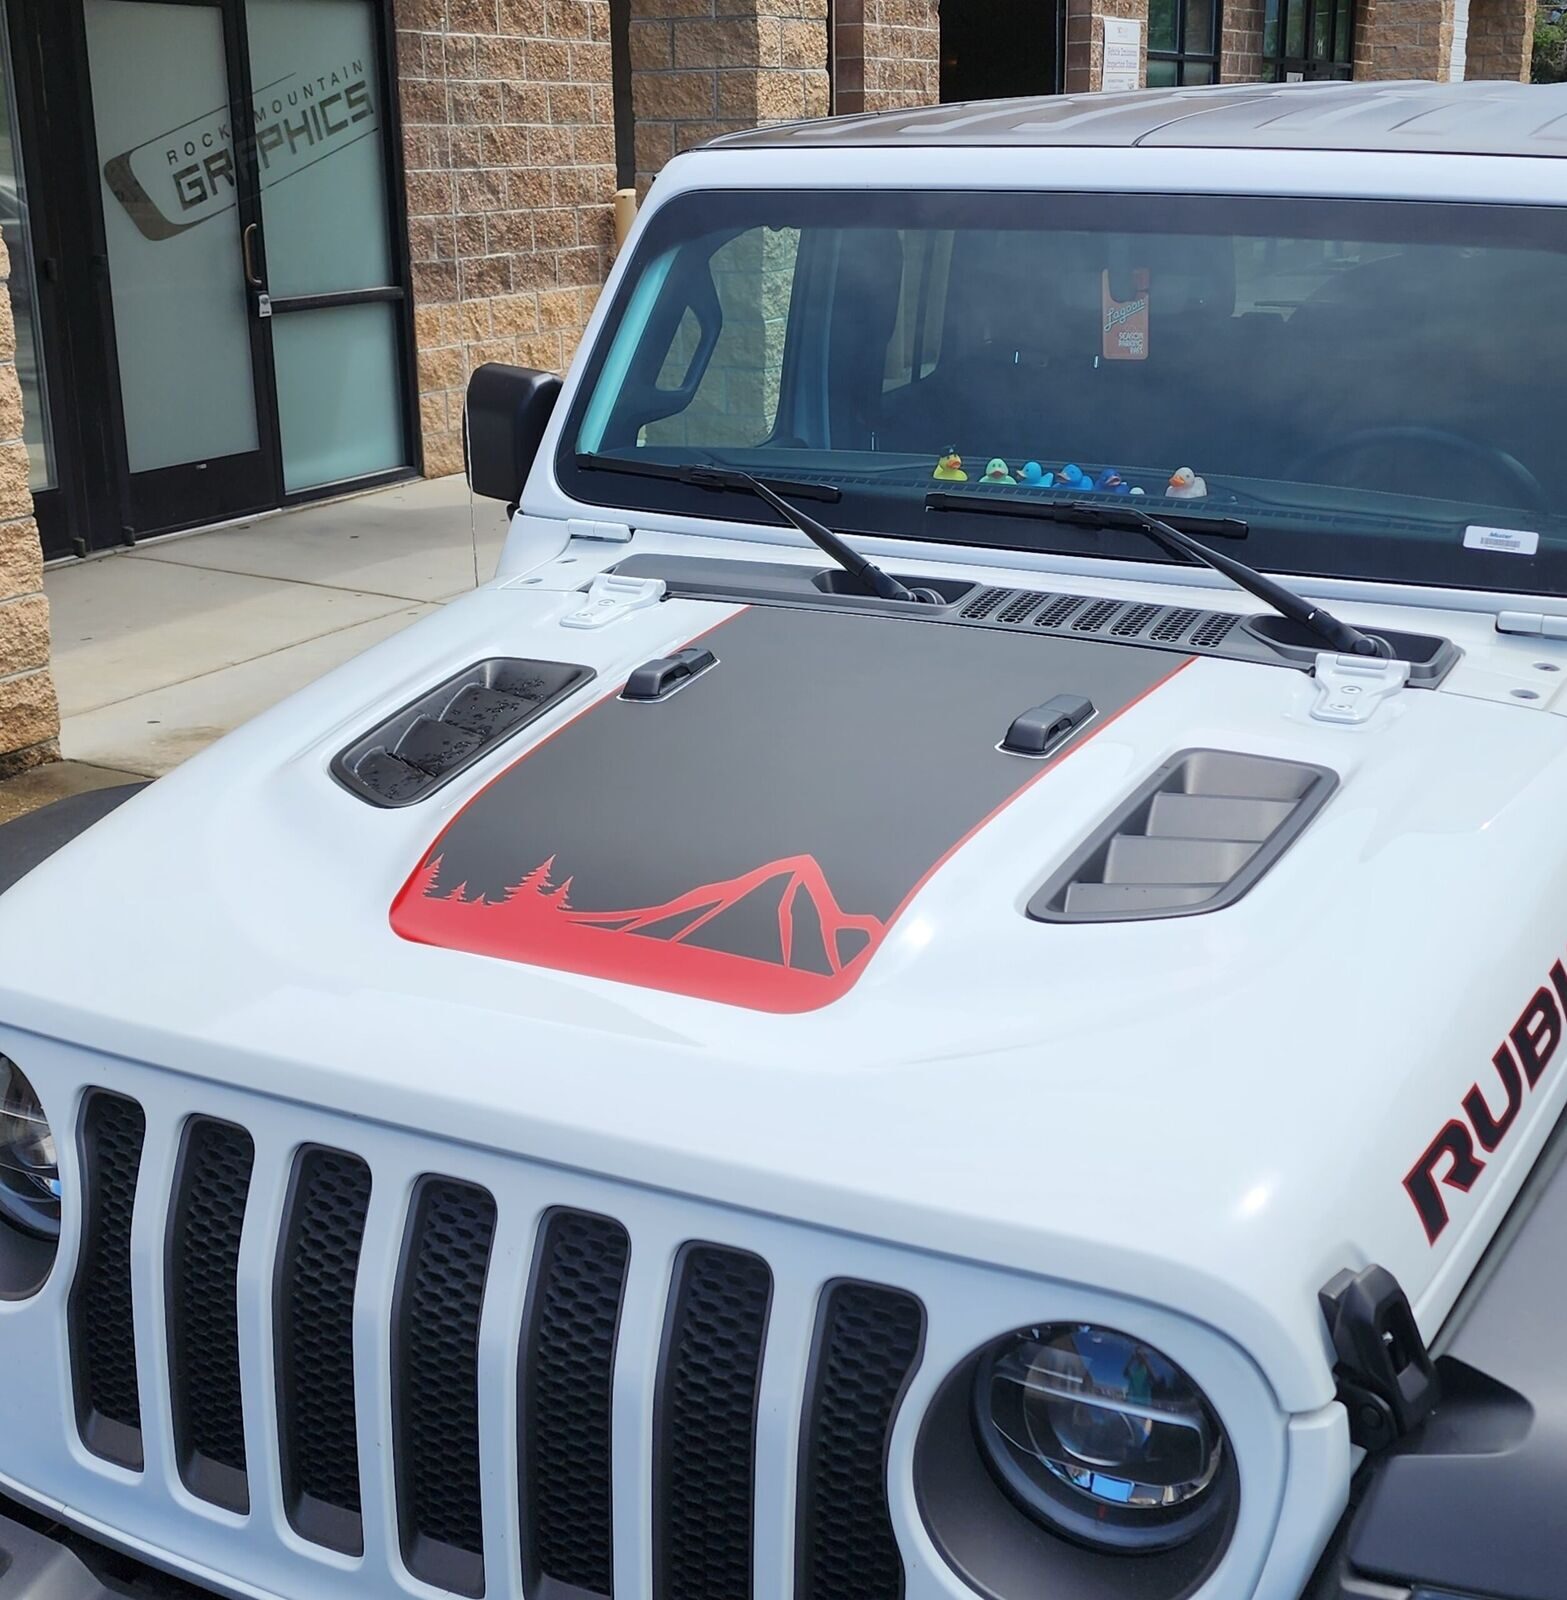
[560,190,1567,595]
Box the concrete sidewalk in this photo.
[44,475,508,777]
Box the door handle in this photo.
[242,222,264,288]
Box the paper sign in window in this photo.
[1102,268,1150,361]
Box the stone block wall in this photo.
[0,238,56,777]
[627,0,829,191]
[1466,0,1537,76]
[1219,0,1269,79]
[395,0,619,479]
[832,0,940,114]
[1356,0,1457,77]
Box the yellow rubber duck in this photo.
[933,449,967,482]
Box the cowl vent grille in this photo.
[963,585,1241,651]
[1028,750,1337,923]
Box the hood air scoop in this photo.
[1028,750,1337,922]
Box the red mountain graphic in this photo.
[390,852,887,1013]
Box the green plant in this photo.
[1535,14,1567,82]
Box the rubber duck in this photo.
[1056,463,1090,490]
[1094,468,1131,495]
[1020,461,1052,487]
[982,458,1016,484]
[1166,467,1208,499]
[932,450,967,482]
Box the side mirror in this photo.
[463,363,562,505]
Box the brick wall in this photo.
[833,0,940,114]
[1356,0,1456,77]
[0,238,56,777]
[1065,0,1150,90]
[395,0,618,478]
[1466,0,1536,76]
[628,0,829,189]
[1220,0,1269,79]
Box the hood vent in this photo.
[1028,749,1337,922]
[332,658,593,807]
[959,587,1242,652]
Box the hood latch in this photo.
[1320,1264,1439,1453]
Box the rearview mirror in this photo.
[464,363,562,506]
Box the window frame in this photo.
[1264,0,1355,81]
[1146,0,1223,87]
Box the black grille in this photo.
[655,1246,772,1600]
[996,590,1047,624]
[959,586,1011,620]
[167,1118,255,1511]
[521,1209,630,1597]
[1033,595,1084,629]
[1072,598,1122,633]
[1112,602,1163,638]
[1190,613,1240,649]
[393,1178,496,1597]
[70,1092,146,1469]
[1151,605,1201,641]
[797,1283,925,1600]
[276,1147,372,1554]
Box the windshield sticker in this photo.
[1102,269,1150,361]
[1464,525,1540,557]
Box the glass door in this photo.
[245,0,413,494]
[81,0,278,534]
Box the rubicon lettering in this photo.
[1404,954,1567,1243]
[101,63,377,242]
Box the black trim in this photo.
[519,1208,630,1600]
[795,1280,925,1600]
[68,1092,146,1471]
[274,1145,372,1556]
[269,286,406,315]
[165,1116,255,1514]
[652,1243,772,1600]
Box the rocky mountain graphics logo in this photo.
[102,62,377,241]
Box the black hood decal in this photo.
[393,605,1189,1011]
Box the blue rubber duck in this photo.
[1094,468,1132,495]
[1020,461,1051,487]
[1056,463,1090,490]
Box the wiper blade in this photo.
[927,490,1388,658]
[927,488,1249,539]
[576,451,840,503]
[576,452,938,604]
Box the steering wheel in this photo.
[1289,425,1549,517]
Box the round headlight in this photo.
[973,1323,1230,1552]
[0,1056,60,1241]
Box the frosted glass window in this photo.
[246,0,392,297]
[83,0,260,474]
[273,303,405,491]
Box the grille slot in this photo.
[996,591,1047,625]
[1071,598,1122,633]
[1151,606,1201,642]
[1032,595,1084,629]
[1112,602,1163,638]
[960,586,1012,620]
[392,1177,497,1597]
[797,1282,925,1600]
[167,1117,255,1512]
[521,1209,630,1597]
[655,1246,772,1600]
[276,1147,372,1554]
[1190,613,1239,649]
[70,1092,147,1469]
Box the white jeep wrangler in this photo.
[2,76,1566,1600]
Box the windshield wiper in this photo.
[576,452,939,604]
[576,451,840,503]
[928,491,1389,658]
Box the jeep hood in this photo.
[6,573,1567,1409]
